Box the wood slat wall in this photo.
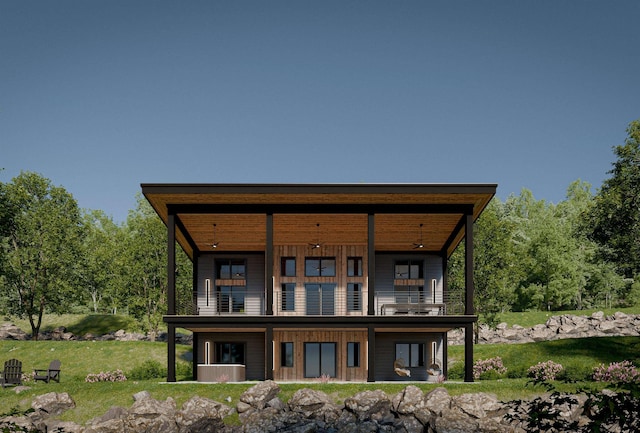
[273,329,368,381]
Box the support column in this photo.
[168,324,176,382]
[266,214,274,315]
[167,212,176,382]
[367,325,375,382]
[192,333,199,381]
[464,323,474,382]
[464,213,474,315]
[367,214,375,316]
[266,325,274,380]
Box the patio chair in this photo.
[1,358,22,388]
[393,358,411,377]
[34,359,61,383]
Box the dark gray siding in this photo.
[199,332,265,380]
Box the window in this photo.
[395,343,425,367]
[305,284,335,315]
[347,342,360,367]
[305,257,336,277]
[281,342,294,367]
[304,342,336,378]
[217,286,246,313]
[394,260,423,279]
[217,259,246,279]
[347,283,361,312]
[347,257,363,277]
[216,342,245,364]
[281,283,296,312]
[394,286,424,304]
[281,257,296,277]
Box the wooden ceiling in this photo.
[142,183,496,258]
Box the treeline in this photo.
[448,120,640,324]
[1,120,639,337]
[0,174,192,340]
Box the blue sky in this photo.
[2,1,638,223]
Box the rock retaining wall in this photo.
[2,382,634,433]
[448,311,640,345]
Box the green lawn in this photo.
[488,306,640,328]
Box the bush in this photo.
[528,360,564,382]
[473,356,507,380]
[85,369,127,383]
[128,360,166,380]
[592,360,640,386]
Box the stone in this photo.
[239,380,281,410]
[175,396,231,433]
[288,388,341,423]
[392,385,425,414]
[31,392,76,416]
[133,390,152,401]
[344,389,391,422]
[0,323,28,340]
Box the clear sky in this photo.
[1,1,638,223]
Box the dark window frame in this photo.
[347,342,360,368]
[215,342,246,364]
[216,259,247,280]
[304,342,337,378]
[394,260,424,279]
[281,283,296,311]
[347,257,363,277]
[281,257,296,277]
[395,342,425,367]
[305,257,336,277]
[281,342,294,367]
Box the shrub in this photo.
[592,360,640,385]
[85,369,127,383]
[473,356,507,380]
[528,360,564,382]
[128,360,166,380]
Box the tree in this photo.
[0,172,84,339]
[589,119,640,279]
[80,210,121,313]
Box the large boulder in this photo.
[175,396,232,433]
[239,380,281,410]
[288,388,342,423]
[31,392,76,416]
[344,389,393,424]
[0,323,28,340]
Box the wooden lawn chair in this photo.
[34,359,61,383]
[0,358,22,388]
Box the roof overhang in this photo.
[141,183,497,259]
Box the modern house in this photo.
[142,183,496,382]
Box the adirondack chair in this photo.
[0,358,22,388]
[34,359,61,383]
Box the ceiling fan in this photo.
[211,224,219,249]
[309,223,323,249]
[412,223,425,249]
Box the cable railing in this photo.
[178,289,465,317]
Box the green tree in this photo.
[119,195,192,338]
[0,172,84,339]
[589,119,640,279]
[80,210,121,313]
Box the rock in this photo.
[175,396,231,433]
[288,388,341,423]
[0,323,28,340]
[31,392,76,416]
[344,389,391,422]
[126,396,178,433]
[391,385,425,414]
[239,380,281,410]
[452,392,501,419]
[133,390,152,401]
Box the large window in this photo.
[281,342,294,367]
[217,259,246,279]
[394,285,424,304]
[347,283,361,312]
[394,260,423,279]
[217,286,246,313]
[281,283,296,312]
[216,342,245,364]
[281,257,296,277]
[305,257,336,277]
[395,343,425,367]
[305,284,335,315]
[304,342,336,378]
[347,342,360,368]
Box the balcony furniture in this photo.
[394,358,411,377]
[381,303,446,316]
[0,358,22,388]
[34,359,61,383]
[197,364,246,382]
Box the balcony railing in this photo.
[176,288,465,317]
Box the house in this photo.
[142,183,496,382]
